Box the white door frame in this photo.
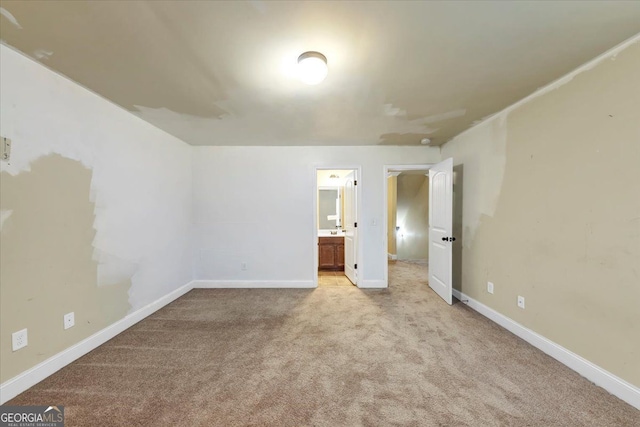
[382,164,434,287]
[313,166,362,288]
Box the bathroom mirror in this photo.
[318,187,341,230]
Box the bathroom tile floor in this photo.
[318,270,355,287]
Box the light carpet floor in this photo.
[7,261,639,426]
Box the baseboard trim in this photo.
[452,289,640,410]
[359,280,387,289]
[193,280,316,289]
[388,253,397,260]
[0,281,195,404]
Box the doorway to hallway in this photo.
[386,168,430,289]
[384,159,454,305]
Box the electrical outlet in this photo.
[12,328,28,351]
[487,282,494,294]
[241,262,247,271]
[517,296,525,309]
[64,312,75,330]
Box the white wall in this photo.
[192,146,441,287]
[0,44,193,310]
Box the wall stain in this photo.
[0,154,131,382]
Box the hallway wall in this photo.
[396,175,429,260]
[387,176,397,258]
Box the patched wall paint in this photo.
[192,146,441,286]
[441,116,507,248]
[0,210,12,231]
[0,155,130,382]
[0,7,22,29]
[0,45,193,383]
[442,38,640,387]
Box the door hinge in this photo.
[354,263,358,269]
[354,180,357,186]
[354,222,357,228]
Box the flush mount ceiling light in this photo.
[297,51,328,85]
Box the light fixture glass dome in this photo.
[297,51,328,85]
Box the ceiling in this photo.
[1,1,639,147]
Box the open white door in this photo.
[428,158,454,305]
[343,171,357,285]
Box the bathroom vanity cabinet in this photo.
[318,236,345,271]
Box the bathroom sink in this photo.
[318,230,345,237]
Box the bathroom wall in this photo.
[192,146,441,287]
[441,38,640,387]
[317,169,352,230]
[316,170,352,187]
[0,45,193,383]
[396,175,429,260]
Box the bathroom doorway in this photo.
[314,168,360,287]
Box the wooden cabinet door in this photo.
[319,243,336,269]
[336,243,345,269]
[318,237,345,271]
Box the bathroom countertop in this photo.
[318,230,345,237]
